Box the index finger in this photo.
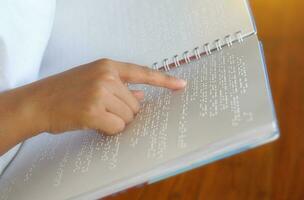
[117,62,187,90]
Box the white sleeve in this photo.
[0,0,56,175]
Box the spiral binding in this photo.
[153,31,245,71]
[173,55,181,67]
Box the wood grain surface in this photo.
[104,0,304,199]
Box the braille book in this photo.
[0,0,279,199]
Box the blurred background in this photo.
[105,0,304,199]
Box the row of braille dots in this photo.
[152,31,244,71]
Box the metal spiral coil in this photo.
[153,31,244,71]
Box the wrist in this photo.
[0,85,48,140]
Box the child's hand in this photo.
[23,59,186,135]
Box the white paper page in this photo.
[40,0,255,77]
[0,35,277,200]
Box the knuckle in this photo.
[86,102,101,117]
[89,81,106,98]
[96,86,108,99]
[100,72,117,82]
[93,59,114,73]
[125,111,134,124]
[108,121,125,135]
[91,76,113,95]
[98,58,113,66]
[81,95,106,121]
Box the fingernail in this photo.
[177,79,187,87]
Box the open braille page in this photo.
[40,0,255,77]
[0,34,278,200]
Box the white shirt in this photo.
[0,0,56,175]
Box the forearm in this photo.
[0,85,45,156]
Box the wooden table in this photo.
[105,0,304,199]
